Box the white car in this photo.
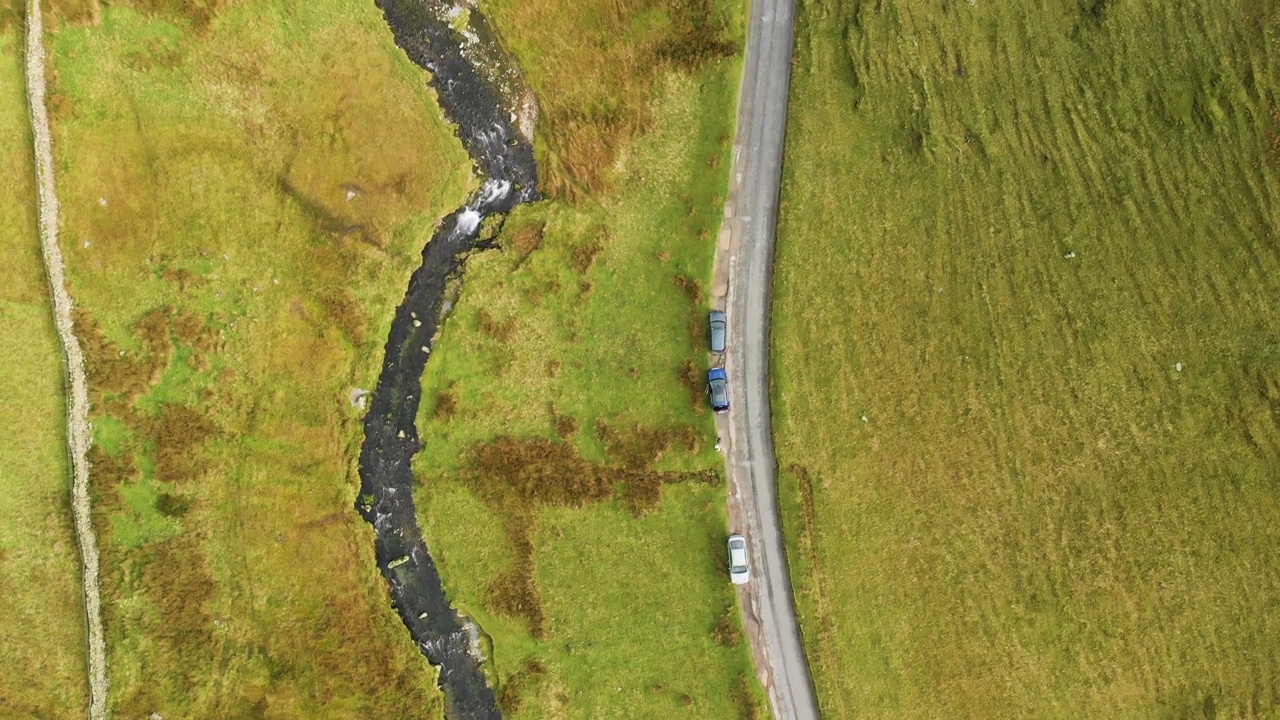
[727,534,750,585]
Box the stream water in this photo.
[356,1,538,716]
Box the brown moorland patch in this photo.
[569,237,604,275]
[508,220,545,263]
[145,403,220,484]
[74,307,172,401]
[431,383,459,421]
[496,657,547,715]
[462,429,714,633]
[678,357,706,411]
[488,0,736,201]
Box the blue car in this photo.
[707,367,729,413]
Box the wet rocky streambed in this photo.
[356,1,537,716]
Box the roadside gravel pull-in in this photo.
[24,0,109,716]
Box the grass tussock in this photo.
[671,273,704,305]
[775,1,1280,717]
[476,308,518,343]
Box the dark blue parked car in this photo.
[707,367,729,413]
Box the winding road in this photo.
[711,0,819,717]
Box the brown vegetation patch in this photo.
[516,0,736,201]
[508,220,546,262]
[319,291,368,347]
[790,463,818,563]
[619,469,675,515]
[569,238,604,274]
[672,273,704,305]
[77,305,221,404]
[168,310,220,358]
[554,413,579,439]
[306,590,441,711]
[144,538,218,671]
[0,0,22,31]
[155,493,192,518]
[678,358,705,410]
[496,658,548,715]
[487,511,545,639]
[687,315,704,351]
[476,309,518,342]
[651,0,739,71]
[729,674,763,720]
[74,307,171,401]
[160,265,203,293]
[431,383,459,421]
[466,437,611,508]
[711,605,741,647]
[42,0,97,27]
[86,445,131,533]
[462,430,712,631]
[130,0,229,31]
[145,404,220,484]
[539,104,643,202]
[596,420,677,469]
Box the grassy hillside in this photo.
[45,0,471,714]
[0,23,90,719]
[773,1,1280,717]
[409,0,765,716]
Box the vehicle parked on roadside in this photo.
[709,310,727,354]
[727,534,750,585]
[707,367,729,413]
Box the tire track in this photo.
[22,1,109,717]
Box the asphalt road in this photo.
[710,0,820,717]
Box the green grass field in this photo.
[0,23,90,719]
[773,1,1280,717]
[409,0,766,716]
[44,0,474,714]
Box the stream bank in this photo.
[357,1,538,716]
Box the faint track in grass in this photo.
[22,0,109,716]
